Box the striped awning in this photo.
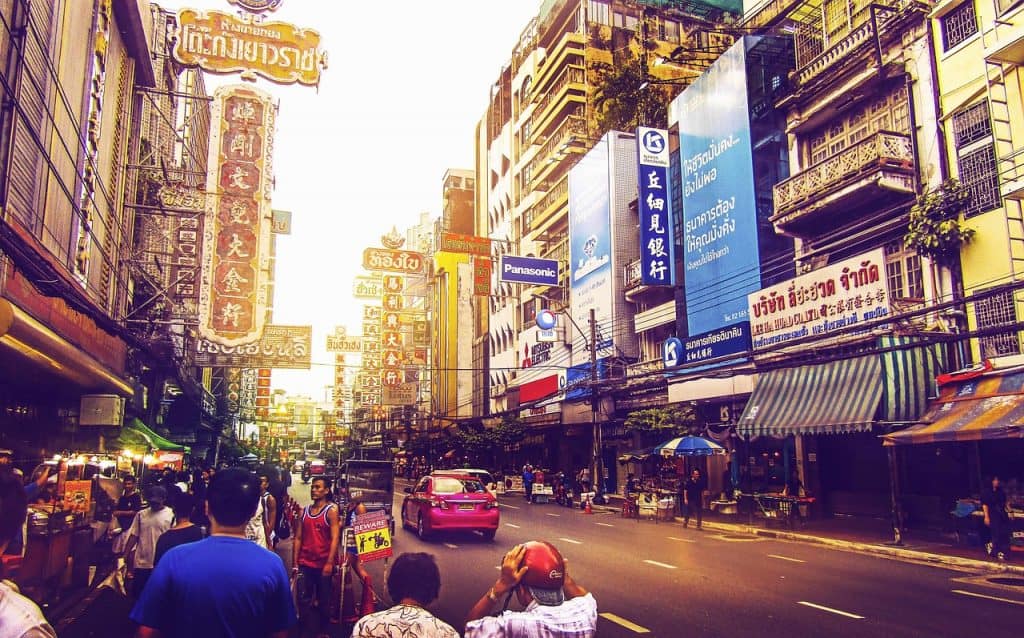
[738,356,883,437]
[880,336,947,423]
[882,368,1024,445]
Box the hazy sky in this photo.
[161,1,539,399]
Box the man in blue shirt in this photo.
[130,468,297,638]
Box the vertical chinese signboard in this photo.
[380,275,404,387]
[199,85,276,346]
[636,127,675,286]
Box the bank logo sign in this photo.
[499,255,560,286]
[636,126,675,286]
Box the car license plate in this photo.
[458,504,474,511]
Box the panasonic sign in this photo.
[499,255,560,286]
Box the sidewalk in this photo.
[588,493,1024,576]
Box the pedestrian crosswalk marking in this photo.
[443,543,458,549]
[768,554,806,563]
[545,513,561,517]
[596,522,614,527]
[952,589,1024,607]
[600,612,651,633]
[642,559,677,569]
[558,537,583,545]
[505,523,521,528]
[797,601,864,619]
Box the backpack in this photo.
[275,501,292,541]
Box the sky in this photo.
[161,0,540,399]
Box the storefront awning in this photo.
[882,368,1024,445]
[738,356,883,437]
[126,418,190,453]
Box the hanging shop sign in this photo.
[198,85,275,346]
[151,184,207,319]
[353,276,383,299]
[747,248,889,350]
[636,127,676,286]
[362,248,426,274]
[327,334,363,353]
[440,232,492,256]
[227,0,283,13]
[271,209,292,234]
[173,9,326,86]
[499,255,559,285]
[473,256,492,296]
[363,305,382,321]
[194,325,312,368]
[382,383,418,406]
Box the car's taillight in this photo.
[485,500,498,510]
[430,497,449,509]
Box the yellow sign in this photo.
[352,512,392,562]
[173,9,326,86]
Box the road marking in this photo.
[600,612,651,634]
[546,513,561,517]
[505,523,521,529]
[443,543,459,549]
[768,554,806,564]
[642,559,677,570]
[558,537,583,545]
[596,522,614,527]
[952,589,1024,607]
[797,601,864,619]
[667,536,696,543]
[501,504,520,510]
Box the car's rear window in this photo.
[434,477,485,494]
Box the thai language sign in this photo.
[194,325,312,368]
[382,383,418,406]
[353,276,383,298]
[636,127,675,286]
[748,249,889,350]
[198,85,275,346]
[352,511,392,562]
[362,248,426,274]
[440,232,491,256]
[674,38,759,364]
[173,9,326,86]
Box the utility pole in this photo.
[589,308,603,499]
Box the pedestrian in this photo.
[465,541,597,637]
[292,476,340,637]
[245,475,269,549]
[130,468,297,638]
[683,468,707,530]
[124,485,174,597]
[154,493,204,566]
[0,468,57,637]
[982,474,1012,562]
[351,552,458,637]
[112,474,143,533]
[577,467,591,494]
[0,451,49,558]
[523,465,534,503]
[258,473,278,548]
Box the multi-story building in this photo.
[0,0,155,456]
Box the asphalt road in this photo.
[290,477,1024,637]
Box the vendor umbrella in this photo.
[654,436,726,457]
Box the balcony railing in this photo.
[626,358,663,379]
[527,113,587,183]
[773,130,913,217]
[530,66,586,134]
[525,176,569,232]
[793,4,898,88]
[540,238,568,265]
[624,259,642,289]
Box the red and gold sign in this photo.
[199,85,275,346]
[473,256,492,296]
[380,369,403,387]
[362,248,425,274]
[381,331,402,349]
[440,232,491,257]
[173,9,326,86]
[382,275,405,293]
[382,294,403,311]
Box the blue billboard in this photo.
[499,255,560,285]
[637,127,675,286]
[565,359,609,400]
[674,37,759,365]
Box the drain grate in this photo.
[987,577,1024,587]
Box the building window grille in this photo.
[941,1,978,51]
[884,242,924,301]
[951,102,992,147]
[957,145,1001,217]
[975,288,1021,357]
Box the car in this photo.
[301,459,326,484]
[401,474,499,541]
[433,468,496,492]
[292,459,305,474]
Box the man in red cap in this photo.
[465,541,597,637]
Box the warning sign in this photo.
[352,511,392,562]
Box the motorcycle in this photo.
[553,473,574,508]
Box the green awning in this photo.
[738,356,883,437]
[126,418,190,454]
[879,336,947,423]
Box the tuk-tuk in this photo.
[334,459,394,535]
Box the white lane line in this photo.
[952,589,1024,607]
[505,523,521,529]
[501,504,520,510]
[642,559,677,570]
[443,543,459,550]
[546,513,561,517]
[797,601,864,619]
[596,522,614,527]
[600,612,651,634]
[768,554,806,564]
[558,537,583,545]
[667,536,696,543]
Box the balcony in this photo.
[626,358,664,379]
[791,4,899,90]
[527,113,587,187]
[529,66,586,138]
[771,131,915,235]
[524,175,569,240]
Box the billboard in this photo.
[499,256,560,285]
[194,325,311,368]
[198,85,276,346]
[565,359,609,400]
[673,38,759,364]
[362,248,425,274]
[636,127,676,286]
[748,249,889,350]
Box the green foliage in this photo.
[590,49,672,135]
[904,179,975,265]
[623,406,697,434]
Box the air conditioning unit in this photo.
[79,394,125,427]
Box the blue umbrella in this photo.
[654,436,726,457]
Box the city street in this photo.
[287,480,1024,637]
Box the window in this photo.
[952,102,992,147]
[975,288,1021,357]
[952,103,1001,217]
[804,84,909,165]
[588,1,611,26]
[884,242,924,301]
[941,1,978,50]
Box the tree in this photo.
[590,47,673,135]
[904,179,975,265]
[623,406,698,435]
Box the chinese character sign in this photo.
[636,127,675,286]
[199,85,275,346]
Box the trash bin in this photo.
[657,498,674,522]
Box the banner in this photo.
[194,325,312,368]
[198,85,275,346]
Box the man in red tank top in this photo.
[292,476,340,638]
